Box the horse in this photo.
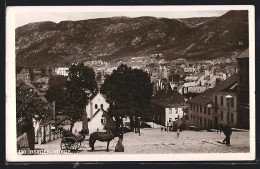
[89,130,123,152]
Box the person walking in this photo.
[216,125,220,134]
[223,125,232,146]
[177,128,180,139]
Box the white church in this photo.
[85,92,110,134]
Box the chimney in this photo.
[182,87,185,95]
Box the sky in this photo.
[15,10,229,28]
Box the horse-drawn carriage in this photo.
[60,130,85,151]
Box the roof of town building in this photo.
[152,89,187,107]
[188,86,207,93]
[190,74,238,105]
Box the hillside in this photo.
[15,10,249,67]
[179,17,217,28]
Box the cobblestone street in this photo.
[34,127,250,154]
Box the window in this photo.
[101,118,104,123]
[231,113,234,123]
[221,96,223,105]
[231,98,234,107]
[169,108,172,114]
[208,107,211,115]
[101,104,104,109]
[200,105,202,113]
[204,118,207,125]
[221,111,223,120]
[95,104,98,109]
[194,104,195,111]
[204,106,207,114]
[200,117,202,125]
[197,105,199,112]
[190,104,192,110]
[215,95,218,105]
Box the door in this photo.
[214,117,218,128]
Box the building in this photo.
[55,67,69,76]
[88,108,116,134]
[173,58,187,65]
[85,92,109,119]
[236,55,249,129]
[184,67,196,74]
[151,89,188,129]
[188,74,238,129]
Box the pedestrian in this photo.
[115,137,124,152]
[216,125,220,134]
[223,125,232,146]
[161,127,163,132]
[177,128,180,139]
[220,124,223,133]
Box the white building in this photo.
[88,109,110,133]
[55,67,69,76]
[184,67,196,74]
[165,107,187,127]
[85,93,109,119]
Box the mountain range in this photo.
[15,10,249,67]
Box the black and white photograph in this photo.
[6,5,255,161]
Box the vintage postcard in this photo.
[6,5,255,162]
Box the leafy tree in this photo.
[101,64,153,132]
[16,84,52,122]
[16,66,24,75]
[16,83,52,147]
[45,75,67,112]
[65,63,97,132]
[39,67,47,77]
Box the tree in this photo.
[16,66,24,75]
[16,84,51,122]
[39,67,47,77]
[45,75,67,112]
[65,63,97,132]
[16,83,52,149]
[101,64,153,132]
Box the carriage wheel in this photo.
[75,141,81,150]
[65,142,73,150]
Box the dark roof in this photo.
[190,74,238,105]
[101,109,116,130]
[152,89,186,107]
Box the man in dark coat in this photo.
[223,125,232,146]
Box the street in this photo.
[35,126,250,154]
